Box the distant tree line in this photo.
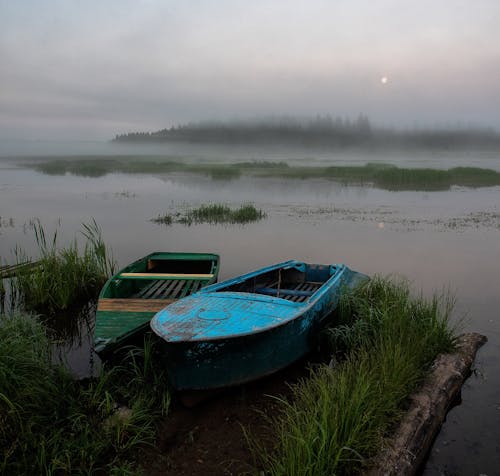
[112,115,500,150]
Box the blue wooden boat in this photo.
[150,260,367,390]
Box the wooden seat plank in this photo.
[97,298,175,312]
[119,272,214,280]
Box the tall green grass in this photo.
[11,220,115,313]
[258,277,456,475]
[0,313,170,474]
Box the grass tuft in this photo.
[11,219,115,314]
[258,277,457,475]
[152,203,266,226]
[0,313,170,474]
[187,203,265,224]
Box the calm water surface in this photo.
[0,153,499,474]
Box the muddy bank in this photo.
[142,358,310,475]
[140,334,486,476]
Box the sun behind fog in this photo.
[381,76,389,84]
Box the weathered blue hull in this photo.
[151,261,367,390]
[158,307,329,390]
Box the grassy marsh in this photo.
[152,203,266,226]
[30,157,500,190]
[0,313,170,474]
[258,277,456,475]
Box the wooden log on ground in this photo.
[0,261,41,279]
[365,332,487,476]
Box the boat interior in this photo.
[105,258,216,300]
[145,258,215,274]
[217,264,338,303]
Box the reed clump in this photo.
[12,220,115,314]
[0,313,170,474]
[187,203,265,224]
[151,213,173,225]
[153,203,266,226]
[259,277,456,475]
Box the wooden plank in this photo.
[261,279,279,289]
[97,298,175,312]
[170,280,186,298]
[295,285,309,301]
[0,260,41,279]
[119,272,214,280]
[140,280,166,299]
[162,279,181,297]
[256,287,314,298]
[305,281,323,287]
[150,280,173,299]
[190,281,202,293]
[179,280,193,298]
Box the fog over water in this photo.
[2,140,500,174]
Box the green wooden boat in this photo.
[94,252,219,358]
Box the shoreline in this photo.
[366,332,487,475]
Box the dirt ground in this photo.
[142,359,311,476]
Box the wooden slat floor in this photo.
[258,280,322,302]
[134,278,205,300]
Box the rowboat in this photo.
[150,260,367,390]
[94,252,219,357]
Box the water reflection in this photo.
[49,301,99,378]
[0,280,100,378]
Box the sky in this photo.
[1,0,500,141]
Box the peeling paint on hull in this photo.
[151,260,367,390]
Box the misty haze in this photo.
[1,1,499,475]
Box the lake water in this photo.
[0,146,499,474]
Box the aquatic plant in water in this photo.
[152,203,266,226]
[32,157,500,191]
